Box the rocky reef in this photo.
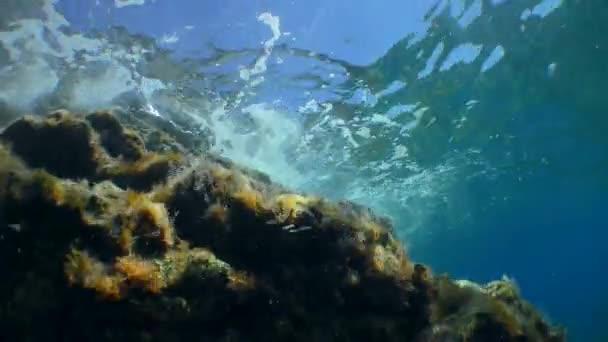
[0,110,564,341]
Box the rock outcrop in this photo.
[0,110,564,341]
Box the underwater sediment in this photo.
[0,109,564,341]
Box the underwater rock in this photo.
[1,110,104,179]
[108,104,212,155]
[0,110,181,191]
[0,110,564,341]
[86,111,146,161]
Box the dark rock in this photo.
[86,110,145,161]
[0,110,103,179]
[0,110,182,191]
[0,109,565,342]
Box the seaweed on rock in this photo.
[0,110,564,341]
[0,109,181,191]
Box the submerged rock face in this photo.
[0,110,564,341]
[0,110,181,191]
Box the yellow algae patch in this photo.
[274,193,318,222]
[275,194,316,210]
[206,202,229,223]
[227,270,256,291]
[108,151,181,175]
[31,170,61,199]
[114,256,164,293]
[209,165,258,200]
[119,227,134,255]
[119,190,175,253]
[49,181,65,204]
[209,164,233,182]
[232,189,263,211]
[65,249,96,284]
[65,249,124,300]
[47,180,92,211]
[370,245,387,273]
[368,244,411,279]
[150,181,174,203]
[362,219,385,242]
[90,275,124,300]
[125,189,147,207]
[0,144,27,177]
[139,201,175,247]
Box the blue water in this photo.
[1,0,607,340]
[414,105,607,340]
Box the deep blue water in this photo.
[410,98,607,339]
[415,142,606,340]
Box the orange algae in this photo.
[90,275,124,300]
[121,190,175,251]
[233,189,262,211]
[114,256,164,293]
[370,245,387,273]
[227,270,256,291]
[139,201,175,246]
[64,249,124,300]
[206,202,229,223]
[119,228,134,254]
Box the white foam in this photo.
[401,106,428,132]
[439,43,483,72]
[392,145,409,160]
[298,99,320,113]
[239,12,281,84]
[355,127,372,139]
[531,0,564,18]
[481,45,505,72]
[0,0,167,110]
[458,0,483,28]
[374,80,406,99]
[202,102,306,188]
[114,0,146,9]
[465,100,479,109]
[44,0,70,29]
[70,63,134,109]
[385,104,418,119]
[159,32,179,44]
[0,59,59,109]
[418,42,444,79]
[369,113,398,127]
[547,62,557,77]
[140,77,167,99]
[258,13,281,49]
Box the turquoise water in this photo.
[1,0,606,340]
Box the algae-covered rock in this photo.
[85,111,146,161]
[1,110,104,179]
[0,110,564,341]
[0,110,181,191]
